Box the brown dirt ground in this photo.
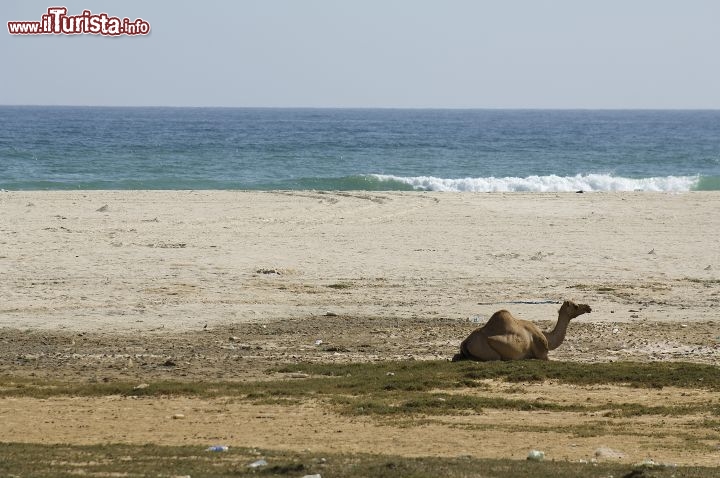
[1,316,720,466]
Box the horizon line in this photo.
[3,104,720,112]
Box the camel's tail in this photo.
[451,339,471,362]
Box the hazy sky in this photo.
[3,1,720,108]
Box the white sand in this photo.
[1,190,718,331]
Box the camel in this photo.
[452,300,591,361]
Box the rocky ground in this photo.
[2,314,718,383]
[2,315,720,468]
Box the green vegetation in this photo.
[2,361,719,476]
[0,443,716,478]
[276,360,720,391]
[2,361,719,419]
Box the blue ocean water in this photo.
[1,106,719,192]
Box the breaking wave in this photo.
[370,173,703,192]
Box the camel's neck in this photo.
[543,313,572,351]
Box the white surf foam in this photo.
[372,173,699,192]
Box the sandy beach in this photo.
[1,190,720,467]
[2,190,719,331]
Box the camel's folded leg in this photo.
[529,334,550,360]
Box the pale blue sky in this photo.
[3,0,720,108]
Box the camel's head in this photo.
[560,300,592,320]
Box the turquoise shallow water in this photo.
[1,107,719,191]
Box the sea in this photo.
[1,106,719,192]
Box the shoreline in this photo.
[1,190,718,332]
